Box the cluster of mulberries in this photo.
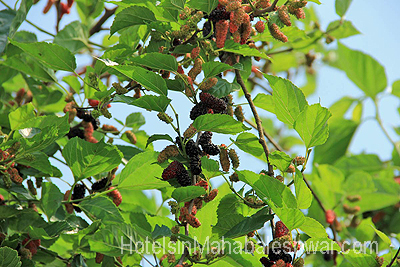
[184,139,203,175]
[0,148,25,187]
[66,109,100,141]
[287,0,307,19]
[199,132,220,156]
[162,161,191,186]
[88,99,111,108]
[22,235,41,256]
[260,222,294,267]
[292,156,305,165]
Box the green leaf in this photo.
[337,42,387,98]
[299,217,327,238]
[110,6,156,36]
[89,224,139,256]
[223,40,271,60]
[237,170,297,208]
[335,0,353,17]
[265,74,308,126]
[269,151,292,172]
[54,21,89,53]
[151,224,171,240]
[207,77,241,98]
[201,157,221,178]
[62,138,122,181]
[342,250,378,267]
[342,171,375,195]
[213,194,250,236]
[41,182,63,220]
[9,39,77,71]
[327,20,360,39]
[304,237,341,252]
[9,0,32,39]
[188,0,218,14]
[329,96,355,121]
[118,151,169,190]
[2,53,57,82]
[62,75,81,93]
[171,186,206,203]
[202,62,242,79]
[334,154,383,177]
[125,112,145,130]
[234,132,264,158]
[313,119,358,164]
[224,207,273,239]
[0,247,21,267]
[112,65,168,95]
[79,197,124,225]
[114,95,171,112]
[0,9,16,53]
[129,52,178,72]
[294,169,312,209]
[17,152,53,176]
[27,226,53,240]
[253,93,275,114]
[294,103,331,148]
[193,114,250,134]
[371,226,392,246]
[8,103,35,130]
[391,80,400,98]
[146,134,174,148]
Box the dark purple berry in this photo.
[91,177,109,192]
[190,102,208,120]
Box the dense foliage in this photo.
[0,0,399,266]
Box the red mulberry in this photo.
[188,58,202,80]
[162,161,183,180]
[325,210,335,225]
[101,124,119,134]
[199,77,218,91]
[204,189,218,202]
[124,130,137,145]
[63,190,74,214]
[88,99,100,107]
[195,180,209,190]
[278,5,292,26]
[255,21,265,33]
[7,168,23,184]
[95,252,104,264]
[107,187,122,206]
[158,145,180,163]
[190,47,200,59]
[269,23,288,43]
[275,221,289,238]
[228,149,240,169]
[215,20,229,48]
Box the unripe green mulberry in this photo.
[157,112,173,124]
[228,149,240,169]
[27,180,37,196]
[101,106,112,119]
[346,195,362,202]
[3,173,12,188]
[19,247,32,260]
[113,82,128,94]
[8,141,21,155]
[234,106,244,122]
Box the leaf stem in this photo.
[374,98,400,157]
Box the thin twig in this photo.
[244,118,284,152]
[235,69,274,176]
[387,247,400,267]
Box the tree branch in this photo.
[254,0,279,16]
[235,69,274,176]
[89,7,117,36]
